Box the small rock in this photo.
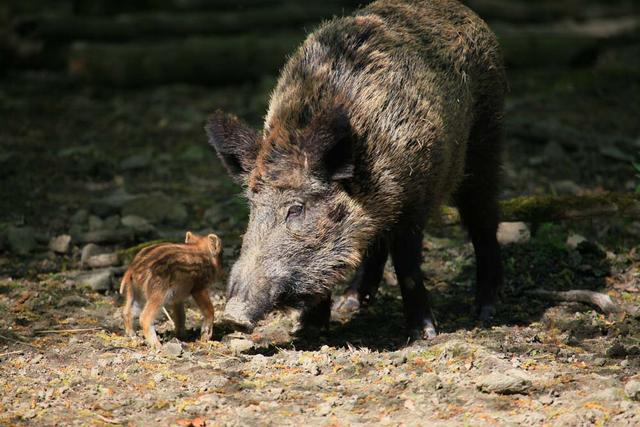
[554,180,583,195]
[86,253,120,268]
[476,370,532,395]
[77,229,134,244]
[103,215,121,231]
[75,269,113,291]
[121,150,153,170]
[152,373,164,383]
[121,215,154,233]
[543,141,568,163]
[70,209,89,225]
[539,395,554,405]
[91,188,138,216]
[566,233,587,249]
[163,341,183,357]
[594,357,607,367]
[497,222,530,245]
[81,243,106,267]
[6,225,37,255]
[57,295,90,308]
[624,380,640,401]
[227,337,255,355]
[122,192,187,225]
[48,234,72,254]
[88,215,104,231]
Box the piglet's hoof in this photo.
[331,294,361,316]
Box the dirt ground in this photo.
[2,1,640,426]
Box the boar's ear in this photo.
[205,111,259,182]
[207,234,222,255]
[185,231,193,243]
[305,107,355,181]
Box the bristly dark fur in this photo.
[208,0,506,337]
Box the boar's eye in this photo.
[286,204,304,222]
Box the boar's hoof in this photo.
[409,319,437,341]
[331,293,361,316]
[477,305,496,323]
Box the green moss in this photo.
[499,193,640,223]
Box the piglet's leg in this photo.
[192,289,215,342]
[172,302,186,339]
[140,291,165,349]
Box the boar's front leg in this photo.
[391,225,437,340]
[299,294,332,334]
[332,237,389,315]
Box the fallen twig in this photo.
[0,350,24,358]
[0,333,40,349]
[34,327,102,334]
[95,413,124,425]
[162,307,176,329]
[526,288,640,317]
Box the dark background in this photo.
[1,2,640,425]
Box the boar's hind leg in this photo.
[391,226,437,339]
[192,289,215,342]
[332,237,389,315]
[454,110,504,321]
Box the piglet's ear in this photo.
[185,231,193,243]
[207,234,222,255]
[304,107,355,181]
[205,111,259,183]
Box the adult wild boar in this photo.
[206,0,506,339]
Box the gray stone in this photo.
[70,209,89,225]
[476,370,532,395]
[57,295,90,308]
[75,269,113,291]
[88,215,104,231]
[227,337,255,355]
[163,341,183,357]
[91,188,138,216]
[497,222,530,245]
[6,226,37,255]
[122,192,187,225]
[81,243,106,267]
[625,380,640,401]
[86,253,120,268]
[554,180,583,195]
[121,215,154,233]
[48,234,72,254]
[77,229,134,245]
[103,215,121,231]
[121,150,153,170]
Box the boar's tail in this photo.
[119,270,131,295]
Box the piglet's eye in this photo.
[286,204,304,221]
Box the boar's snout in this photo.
[222,297,255,333]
